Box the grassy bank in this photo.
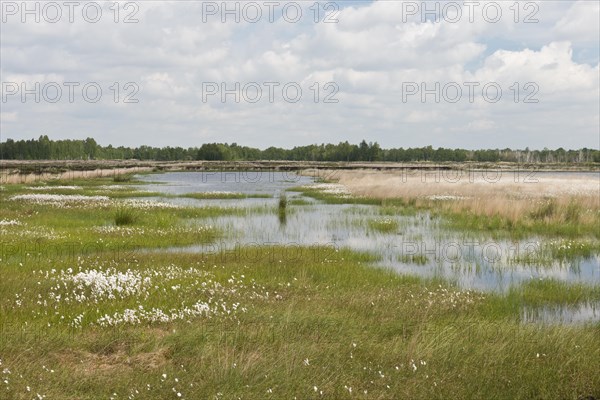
[0,249,598,399]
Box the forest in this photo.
[1,135,599,163]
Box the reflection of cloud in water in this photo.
[522,302,600,325]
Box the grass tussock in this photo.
[112,174,133,182]
[367,218,399,233]
[278,192,287,213]
[399,254,429,265]
[288,198,312,206]
[113,206,138,226]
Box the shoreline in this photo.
[2,159,599,174]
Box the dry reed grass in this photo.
[311,169,600,227]
[0,167,152,184]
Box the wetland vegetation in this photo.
[0,168,598,399]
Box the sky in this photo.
[1,0,599,150]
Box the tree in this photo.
[1,136,598,164]
[196,143,217,160]
[83,137,98,160]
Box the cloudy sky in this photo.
[1,0,599,150]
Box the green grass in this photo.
[19,187,166,199]
[508,239,600,266]
[113,174,132,182]
[27,176,146,188]
[398,254,429,265]
[104,190,168,199]
[288,198,312,206]
[507,279,600,308]
[289,186,417,210]
[529,198,558,220]
[0,185,250,258]
[546,239,599,259]
[290,183,598,240]
[367,218,400,233]
[21,179,170,199]
[179,192,272,200]
[114,206,138,226]
[435,207,600,239]
[278,192,287,211]
[278,193,288,224]
[0,249,598,399]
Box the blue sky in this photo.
[1,1,599,150]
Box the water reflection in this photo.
[278,210,287,227]
[522,302,600,325]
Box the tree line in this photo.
[1,135,599,164]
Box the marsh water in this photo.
[137,171,600,324]
[522,301,600,325]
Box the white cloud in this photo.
[554,1,600,45]
[465,119,496,132]
[0,112,18,122]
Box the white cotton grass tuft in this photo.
[426,195,469,201]
[16,264,264,329]
[309,183,352,197]
[122,199,180,209]
[8,194,181,210]
[0,219,23,226]
[27,185,82,190]
[10,194,110,207]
